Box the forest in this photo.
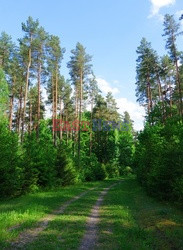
[0,16,134,198]
[0,14,183,204]
[0,11,183,249]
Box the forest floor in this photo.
[0,177,183,250]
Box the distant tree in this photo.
[19,16,39,141]
[0,32,14,73]
[163,14,183,117]
[136,38,157,119]
[67,42,92,165]
[47,35,64,145]
[33,26,48,137]
[106,91,119,121]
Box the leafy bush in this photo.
[0,122,22,197]
[80,154,107,181]
[134,120,183,202]
[55,144,78,186]
[105,162,120,178]
[22,121,56,192]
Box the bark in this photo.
[59,97,62,141]
[52,74,55,145]
[17,87,23,135]
[78,71,83,166]
[9,78,15,130]
[29,99,32,134]
[172,33,183,117]
[37,62,41,138]
[175,59,183,117]
[55,67,58,146]
[157,74,165,122]
[90,98,93,156]
[21,34,32,142]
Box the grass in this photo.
[97,176,183,250]
[0,180,114,248]
[25,180,116,250]
[0,177,183,249]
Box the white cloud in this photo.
[96,77,120,95]
[96,77,145,130]
[113,80,120,84]
[149,0,176,17]
[116,98,145,131]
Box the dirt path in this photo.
[9,188,94,249]
[79,182,119,250]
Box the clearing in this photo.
[0,177,183,249]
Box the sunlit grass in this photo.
[0,181,106,248]
[98,177,183,250]
[26,182,114,250]
[0,177,183,249]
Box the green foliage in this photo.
[135,120,183,202]
[123,166,133,176]
[0,17,136,199]
[22,121,56,192]
[105,162,120,178]
[55,144,78,186]
[80,154,106,182]
[0,122,21,198]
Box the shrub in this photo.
[0,122,21,197]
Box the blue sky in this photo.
[0,0,183,130]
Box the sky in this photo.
[0,0,183,130]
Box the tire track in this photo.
[9,188,94,249]
[79,182,120,250]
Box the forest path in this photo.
[1,178,183,249]
[79,182,119,250]
[9,188,94,249]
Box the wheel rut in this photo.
[9,188,94,249]
[79,182,120,250]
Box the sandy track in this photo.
[9,188,94,249]
[79,182,119,250]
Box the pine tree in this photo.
[47,35,64,145]
[0,32,14,73]
[163,14,183,117]
[87,73,100,155]
[19,16,39,141]
[106,92,119,121]
[67,42,92,165]
[136,38,157,120]
[33,27,48,137]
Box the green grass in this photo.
[25,180,116,250]
[97,177,183,250]
[0,180,114,248]
[0,177,183,249]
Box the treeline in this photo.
[135,14,183,204]
[0,17,134,198]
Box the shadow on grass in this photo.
[23,178,183,250]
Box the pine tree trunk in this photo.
[59,97,62,141]
[55,67,58,146]
[157,75,165,123]
[78,71,83,166]
[9,88,14,131]
[169,77,173,117]
[90,99,93,156]
[37,62,41,138]
[21,35,32,142]
[29,100,32,134]
[52,74,55,145]
[175,59,183,117]
[17,87,23,136]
